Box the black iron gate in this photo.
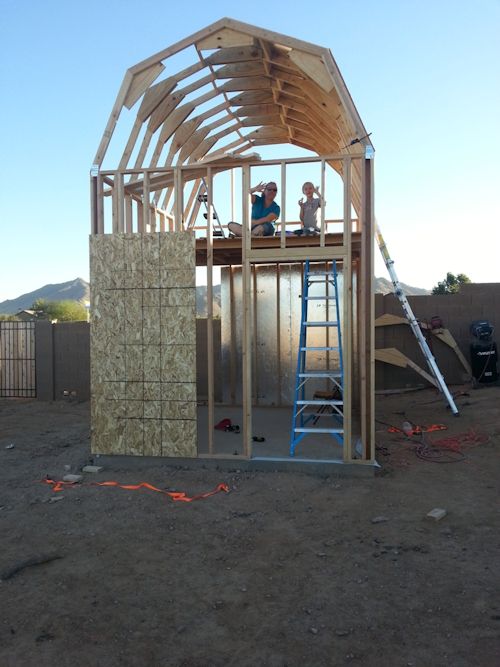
[0,321,36,397]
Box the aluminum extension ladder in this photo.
[290,260,344,456]
[375,223,458,415]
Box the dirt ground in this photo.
[0,385,499,667]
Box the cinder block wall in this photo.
[90,232,197,457]
[375,283,500,389]
[35,282,499,407]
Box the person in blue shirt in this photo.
[228,181,280,237]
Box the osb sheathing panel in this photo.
[90,232,197,458]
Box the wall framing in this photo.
[90,19,376,466]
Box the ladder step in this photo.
[304,321,339,327]
[307,271,335,276]
[296,400,343,405]
[300,346,339,351]
[298,371,342,377]
[304,412,342,417]
[304,296,337,300]
[294,427,344,434]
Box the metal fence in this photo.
[0,321,36,397]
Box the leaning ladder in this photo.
[375,223,459,415]
[290,260,344,456]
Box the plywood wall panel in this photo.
[125,345,144,381]
[91,343,126,383]
[160,269,195,288]
[162,419,196,457]
[161,381,196,402]
[143,419,163,456]
[143,345,162,381]
[162,288,196,307]
[144,400,162,419]
[125,381,144,400]
[143,307,161,344]
[124,419,144,455]
[160,233,195,266]
[160,345,196,382]
[162,306,196,345]
[90,232,197,457]
[162,400,197,420]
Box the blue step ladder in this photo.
[290,260,344,456]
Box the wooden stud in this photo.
[137,197,144,233]
[116,172,125,233]
[173,168,183,231]
[90,176,98,235]
[360,156,375,461]
[142,171,150,234]
[354,257,361,409]
[280,161,286,248]
[96,176,104,234]
[241,164,252,458]
[230,168,235,221]
[252,264,259,405]
[342,156,352,462]
[229,265,237,405]
[111,176,119,234]
[206,168,215,454]
[320,158,326,246]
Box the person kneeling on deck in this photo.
[228,182,280,237]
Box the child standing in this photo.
[298,181,324,233]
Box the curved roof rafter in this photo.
[94,17,373,215]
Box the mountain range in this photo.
[0,276,429,315]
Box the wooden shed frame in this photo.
[90,18,375,465]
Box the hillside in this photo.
[0,277,428,316]
[374,277,430,296]
[0,279,221,317]
[0,278,90,314]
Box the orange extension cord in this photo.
[43,478,229,502]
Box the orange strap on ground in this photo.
[388,424,447,435]
[43,478,229,502]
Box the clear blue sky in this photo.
[1,0,499,302]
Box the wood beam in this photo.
[214,61,267,79]
[205,45,263,65]
[219,76,272,92]
[228,90,274,106]
[124,63,165,109]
